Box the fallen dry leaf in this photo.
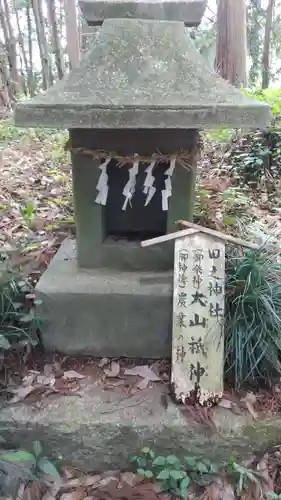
[160,393,169,410]
[241,392,258,420]
[98,357,110,368]
[15,479,25,500]
[120,472,140,487]
[83,474,101,487]
[104,361,120,378]
[257,457,274,492]
[218,398,242,415]
[62,478,83,488]
[98,477,119,490]
[60,466,77,481]
[44,364,54,377]
[102,470,120,479]
[37,374,56,386]
[200,177,232,193]
[24,482,44,500]
[137,378,149,390]
[8,385,37,403]
[241,480,262,500]
[130,482,160,500]
[41,493,57,500]
[218,398,232,409]
[63,370,86,380]
[124,365,160,381]
[158,494,172,500]
[21,373,36,386]
[54,359,63,371]
[202,479,235,500]
[54,378,80,393]
[111,380,125,387]
[230,403,243,416]
[60,487,85,500]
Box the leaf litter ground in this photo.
[0,130,73,277]
[2,127,281,499]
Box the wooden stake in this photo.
[177,220,261,250]
[141,229,199,248]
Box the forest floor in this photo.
[0,125,73,278]
[1,121,281,499]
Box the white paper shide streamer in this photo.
[143,159,156,206]
[162,157,176,211]
[94,153,177,210]
[122,156,139,211]
[95,157,112,206]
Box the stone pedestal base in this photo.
[36,238,173,357]
[1,383,280,472]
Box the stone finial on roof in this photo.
[79,0,207,26]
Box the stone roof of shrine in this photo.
[15,18,270,130]
[79,0,207,26]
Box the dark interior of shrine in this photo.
[105,159,168,241]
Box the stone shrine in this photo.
[15,0,270,357]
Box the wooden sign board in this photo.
[172,233,225,405]
[141,219,260,406]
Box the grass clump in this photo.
[0,257,40,367]
[225,243,281,387]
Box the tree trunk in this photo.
[12,0,30,95]
[3,0,19,89]
[47,0,64,79]
[57,0,66,69]
[32,0,54,89]
[0,39,11,107]
[64,0,80,69]
[247,0,264,86]
[26,2,35,95]
[0,0,19,97]
[18,45,28,96]
[215,0,247,87]
[58,0,65,40]
[262,0,275,89]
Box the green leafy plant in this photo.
[0,120,60,144]
[229,129,281,191]
[130,447,155,479]
[206,128,235,142]
[20,201,35,223]
[0,441,61,498]
[184,456,219,478]
[225,89,281,191]
[193,188,214,225]
[130,448,218,499]
[0,120,68,171]
[152,454,188,498]
[244,88,281,119]
[225,242,281,387]
[227,457,261,497]
[50,131,69,164]
[222,187,253,228]
[0,259,40,368]
[193,184,252,232]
